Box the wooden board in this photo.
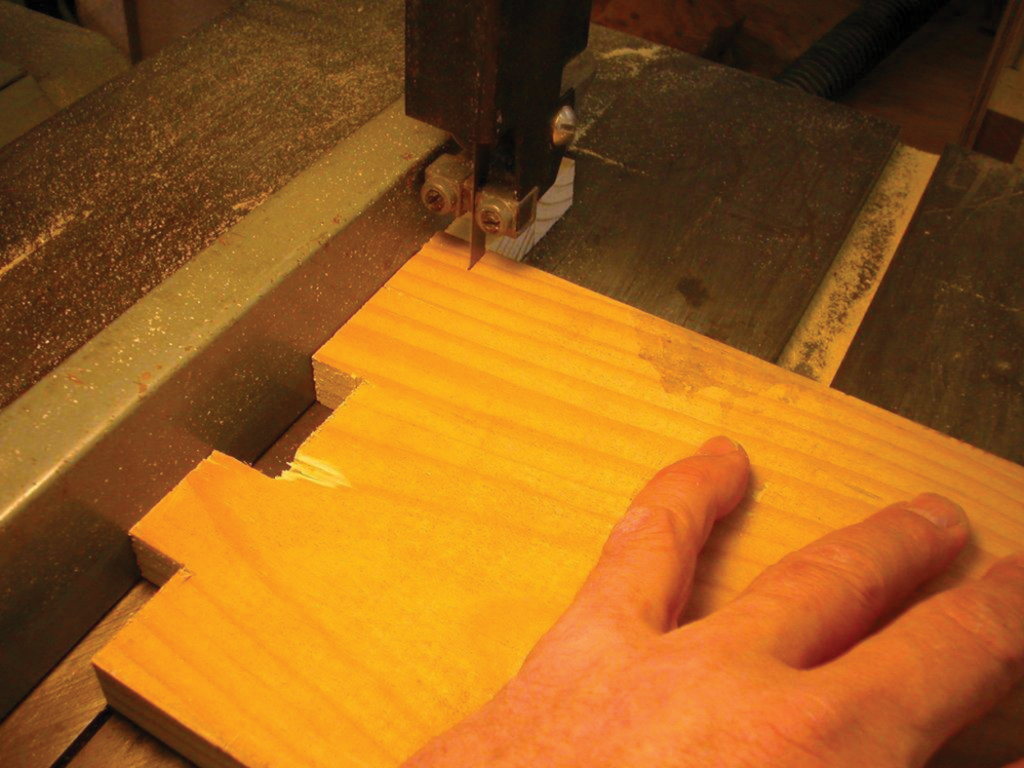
[95,235,1024,768]
[0,582,153,768]
[0,408,328,768]
[591,0,744,56]
[974,108,1024,164]
[68,714,193,768]
[834,146,1024,466]
[592,0,860,76]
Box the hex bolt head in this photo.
[477,206,506,234]
[421,180,456,214]
[551,105,578,147]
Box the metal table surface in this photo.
[835,144,1024,466]
[1,2,1022,767]
[0,0,436,722]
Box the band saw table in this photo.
[0,1,1021,766]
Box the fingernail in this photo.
[905,493,966,528]
[697,436,742,457]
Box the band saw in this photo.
[0,0,1022,765]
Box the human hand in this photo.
[402,436,1024,768]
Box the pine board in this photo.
[95,235,1024,768]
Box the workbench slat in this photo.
[0,582,153,768]
[66,714,194,768]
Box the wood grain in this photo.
[68,714,194,768]
[96,235,1024,768]
[0,582,153,768]
[59,403,340,768]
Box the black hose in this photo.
[775,0,954,100]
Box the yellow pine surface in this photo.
[96,234,1024,768]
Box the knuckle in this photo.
[938,588,1024,674]
[651,460,721,510]
[634,455,742,535]
[788,685,846,734]
[661,459,718,487]
[606,505,681,555]
[763,541,890,613]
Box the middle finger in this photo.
[698,494,968,668]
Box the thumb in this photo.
[568,436,750,637]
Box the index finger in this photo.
[817,554,1024,763]
[566,436,750,636]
